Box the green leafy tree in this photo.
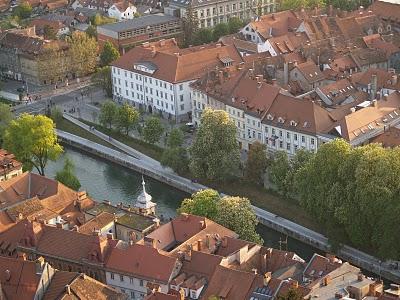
[189,109,240,181]
[92,66,113,97]
[178,189,219,219]
[55,157,81,191]
[228,17,244,34]
[216,196,263,244]
[85,25,97,39]
[142,117,164,144]
[195,28,213,45]
[245,141,267,185]
[91,14,116,26]
[167,128,184,148]
[182,4,199,47]
[100,41,120,66]
[326,0,370,10]
[160,147,189,174]
[116,103,139,135]
[99,101,118,129]
[43,25,57,40]
[284,149,314,198]
[212,23,229,41]
[12,1,32,19]
[67,31,98,77]
[0,103,13,146]
[268,151,290,194]
[3,114,63,175]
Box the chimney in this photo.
[252,268,258,275]
[357,273,363,282]
[4,270,11,281]
[293,60,298,67]
[216,43,222,48]
[18,252,27,261]
[264,272,272,285]
[205,234,210,248]
[199,220,205,229]
[35,257,45,275]
[283,62,289,86]
[248,68,254,78]
[260,254,267,274]
[323,276,331,286]
[159,39,165,46]
[178,288,185,300]
[271,78,277,86]
[376,91,381,100]
[197,239,202,251]
[350,107,356,113]
[181,213,189,221]
[151,46,156,57]
[291,280,299,289]
[391,74,398,86]
[372,99,378,107]
[56,222,63,229]
[271,13,275,20]
[107,232,113,240]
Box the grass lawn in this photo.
[79,119,164,161]
[55,118,119,150]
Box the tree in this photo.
[142,117,164,144]
[216,196,263,244]
[12,1,32,19]
[99,101,118,129]
[85,25,97,39]
[268,151,290,194]
[3,114,63,176]
[92,66,113,97]
[178,189,219,219]
[49,107,63,124]
[284,149,314,198]
[67,31,98,77]
[195,28,213,45]
[228,17,244,34]
[43,25,57,40]
[116,103,139,135]
[177,190,263,244]
[245,141,267,185]
[326,0,370,10]
[91,14,116,26]
[100,41,120,66]
[55,157,81,191]
[212,23,229,41]
[182,4,199,47]
[189,109,240,181]
[0,103,13,146]
[37,43,67,85]
[167,128,184,148]
[161,147,189,174]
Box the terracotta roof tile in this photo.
[370,127,400,148]
[79,212,114,235]
[369,0,400,22]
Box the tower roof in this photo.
[135,176,156,210]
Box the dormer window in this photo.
[290,120,297,126]
[278,117,285,123]
[267,114,274,120]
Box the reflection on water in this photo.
[43,147,321,261]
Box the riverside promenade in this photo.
[58,115,400,283]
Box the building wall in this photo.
[112,66,193,122]
[240,24,264,43]
[191,89,225,125]
[0,168,22,182]
[172,0,276,29]
[106,271,169,299]
[108,5,137,20]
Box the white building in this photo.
[111,38,243,122]
[108,2,137,20]
[105,241,182,299]
[166,0,276,29]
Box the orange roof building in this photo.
[0,149,22,182]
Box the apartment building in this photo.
[191,68,335,153]
[0,149,22,182]
[111,38,243,122]
[97,14,182,53]
[167,0,276,29]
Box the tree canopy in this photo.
[161,128,188,174]
[245,141,268,185]
[212,23,229,41]
[182,5,199,47]
[117,103,139,135]
[3,114,63,175]
[99,101,118,129]
[67,31,98,77]
[178,189,263,244]
[142,117,164,144]
[55,157,81,191]
[92,66,113,97]
[12,1,32,19]
[0,103,13,146]
[228,17,244,33]
[189,108,240,181]
[100,41,120,66]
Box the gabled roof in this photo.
[369,0,400,22]
[303,253,342,280]
[294,60,325,84]
[78,212,115,235]
[350,47,387,68]
[112,39,243,83]
[105,243,179,283]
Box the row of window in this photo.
[198,0,272,17]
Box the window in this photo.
[130,291,135,299]
[272,128,275,135]
[179,84,183,91]
[121,289,125,294]
[294,134,297,141]
[279,141,283,148]
[180,104,184,111]
[265,126,268,133]
[140,280,144,286]
[258,132,261,140]
[301,136,305,143]
[252,120,255,126]
[279,130,282,137]
[110,273,114,280]
[287,132,290,139]
[130,277,134,284]
[120,275,124,282]
[180,95,184,102]
[125,80,128,87]
[311,138,315,145]
[287,143,291,151]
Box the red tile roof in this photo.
[0,149,22,177]
[105,243,180,283]
[79,212,114,235]
[370,127,400,148]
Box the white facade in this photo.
[106,271,169,299]
[108,4,137,20]
[112,66,193,121]
[240,24,264,43]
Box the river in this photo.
[44,147,320,261]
